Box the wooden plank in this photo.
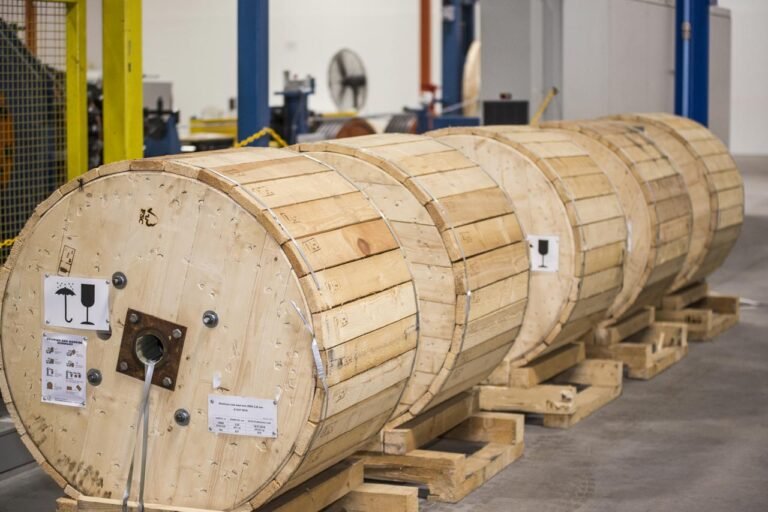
[264,192,381,241]
[441,214,523,260]
[259,460,363,512]
[312,282,417,349]
[331,483,419,512]
[300,250,412,312]
[382,392,478,455]
[429,187,514,228]
[243,171,356,208]
[507,343,585,388]
[288,220,400,277]
[662,281,709,310]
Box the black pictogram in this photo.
[55,285,76,323]
[80,284,95,325]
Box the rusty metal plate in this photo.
[116,308,187,391]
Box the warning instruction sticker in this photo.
[43,275,110,331]
[208,394,278,438]
[527,235,560,273]
[41,332,87,408]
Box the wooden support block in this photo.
[74,496,233,512]
[259,459,363,512]
[662,281,709,310]
[361,406,524,502]
[592,307,654,346]
[56,498,79,512]
[656,295,739,341]
[587,314,689,380]
[329,483,419,512]
[478,343,622,429]
[507,343,585,387]
[382,391,478,455]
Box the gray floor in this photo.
[1,156,766,512]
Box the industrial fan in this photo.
[328,48,368,112]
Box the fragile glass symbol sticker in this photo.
[527,235,559,273]
[41,332,87,408]
[43,275,111,331]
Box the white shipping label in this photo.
[43,275,110,331]
[527,235,559,273]
[41,332,87,408]
[208,394,278,438]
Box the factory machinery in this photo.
[0,112,743,512]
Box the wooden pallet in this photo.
[55,459,418,512]
[588,307,688,380]
[477,343,622,429]
[360,391,524,503]
[657,281,740,341]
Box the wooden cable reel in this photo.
[610,113,744,291]
[294,134,530,424]
[429,126,627,375]
[312,117,376,140]
[0,148,419,510]
[545,120,694,319]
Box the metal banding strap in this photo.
[122,361,156,512]
[288,299,329,419]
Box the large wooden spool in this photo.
[0,148,419,510]
[430,126,627,374]
[294,134,530,423]
[545,120,694,319]
[610,113,744,290]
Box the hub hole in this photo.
[135,333,165,366]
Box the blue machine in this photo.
[276,72,316,145]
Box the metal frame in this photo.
[47,0,87,179]
[102,0,143,163]
[237,0,269,146]
[675,0,709,126]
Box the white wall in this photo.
[88,0,438,131]
[718,0,768,155]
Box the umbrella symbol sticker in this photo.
[55,285,76,323]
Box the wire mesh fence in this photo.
[1,1,68,264]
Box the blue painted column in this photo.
[675,0,710,126]
[441,0,475,112]
[238,0,270,146]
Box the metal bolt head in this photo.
[87,369,102,386]
[174,408,190,426]
[111,271,127,289]
[128,312,140,324]
[118,360,129,371]
[171,328,182,339]
[162,376,173,388]
[202,310,219,328]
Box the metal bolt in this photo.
[111,271,128,289]
[87,369,102,386]
[202,310,219,328]
[128,312,140,324]
[118,360,129,371]
[171,328,182,339]
[162,376,173,388]
[174,409,190,426]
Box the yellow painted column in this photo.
[103,0,143,163]
[64,0,88,179]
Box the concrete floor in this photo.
[1,156,766,512]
